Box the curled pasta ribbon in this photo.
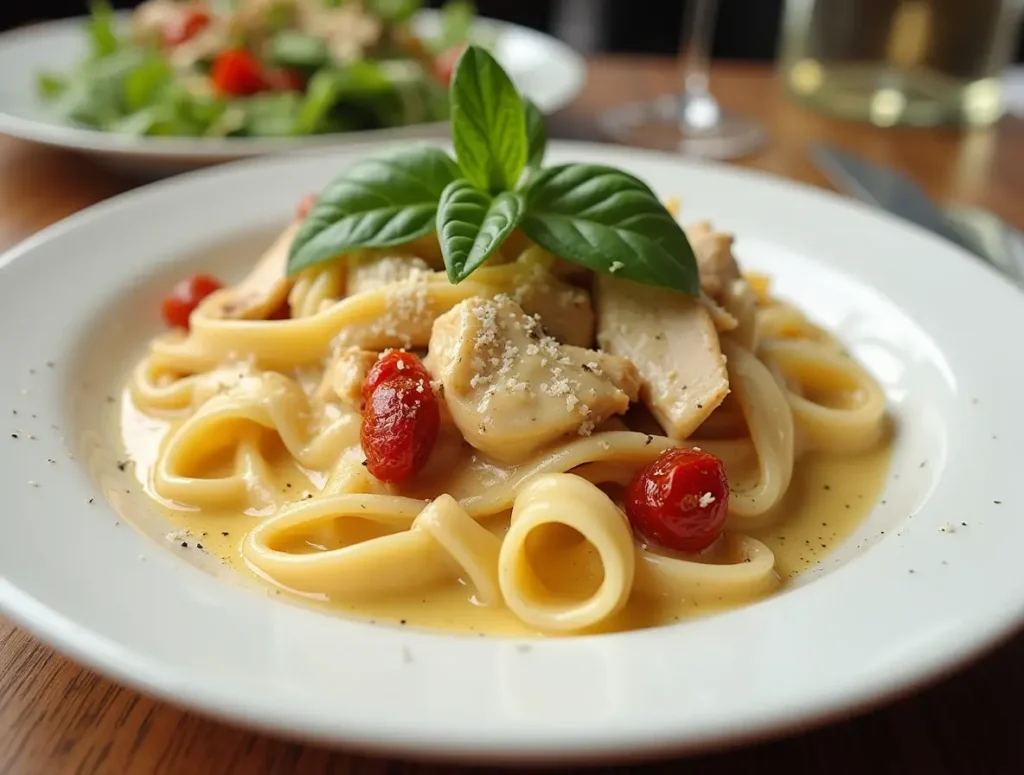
[499,474,635,633]
[415,431,679,518]
[757,303,840,350]
[761,339,885,455]
[243,494,502,604]
[152,263,587,371]
[633,536,779,603]
[289,262,346,319]
[154,372,358,508]
[721,341,795,524]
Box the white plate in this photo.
[0,11,585,176]
[0,141,1022,764]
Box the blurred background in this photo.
[7,1,1022,62]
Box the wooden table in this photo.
[1,59,1023,775]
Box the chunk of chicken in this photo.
[199,223,297,321]
[427,297,639,464]
[595,276,729,441]
[686,221,741,299]
[318,347,378,409]
[335,264,593,352]
[347,255,432,297]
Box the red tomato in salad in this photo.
[211,50,269,96]
[625,448,730,553]
[163,9,210,47]
[433,44,466,85]
[268,68,307,92]
[296,193,317,220]
[161,274,224,330]
[360,351,439,483]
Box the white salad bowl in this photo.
[0,11,586,177]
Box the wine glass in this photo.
[600,0,766,159]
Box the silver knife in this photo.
[811,143,1024,285]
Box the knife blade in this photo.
[811,143,1024,285]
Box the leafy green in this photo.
[437,180,524,282]
[288,146,461,275]
[296,63,396,134]
[36,73,67,100]
[242,92,304,136]
[435,0,475,52]
[123,58,174,114]
[523,97,546,171]
[267,31,330,70]
[449,45,526,193]
[520,164,700,294]
[85,1,119,59]
[366,0,423,23]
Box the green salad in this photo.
[36,0,483,138]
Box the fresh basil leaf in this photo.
[268,31,329,70]
[450,45,527,193]
[523,97,546,170]
[86,1,119,59]
[437,180,524,282]
[288,145,461,275]
[520,164,700,295]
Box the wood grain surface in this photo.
[1,59,1022,775]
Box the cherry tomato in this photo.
[625,448,730,553]
[360,351,439,483]
[210,50,269,96]
[433,44,466,85]
[362,350,430,400]
[161,273,224,330]
[296,193,317,221]
[163,9,210,47]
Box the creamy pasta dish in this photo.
[118,45,891,636]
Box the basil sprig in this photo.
[286,45,698,295]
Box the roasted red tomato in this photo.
[161,273,223,330]
[163,9,210,47]
[625,447,730,553]
[210,50,269,96]
[360,351,439,483]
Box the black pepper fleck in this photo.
[644,435,653,446]
[180,541,188,548]
[361,461,368,467]
[823,484,831,491]
[222,531,229,536]
[10,434,17,440]
[919,460,927,468]
[961,521,967,526]
[196,543,204,550]
[47,458,55,464]
[116,460,129,472]
[994,500,1002,505]
[400,619,407,625]
[87,498,94,504]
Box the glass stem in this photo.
[678,0,721,130]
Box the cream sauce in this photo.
[115,392,893,637]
